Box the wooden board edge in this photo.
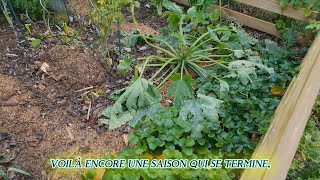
[235,0,318,22]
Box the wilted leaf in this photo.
[101,78,162,129]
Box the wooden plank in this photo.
[240,34,320,180]
[219,7,280,37]
[235,0,318,21]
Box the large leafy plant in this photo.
[101,4,274,130]
[135,5,274,88]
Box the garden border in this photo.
[173,0,320,179]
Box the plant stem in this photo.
[156,63,181,89]
[143,36,179,56]
[193,48,219,54]
[139,57,152,78]
[154,67,172,83]
[150,58,176,81]
[181,60,185,79]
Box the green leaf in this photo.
[219,80,230,95]
[210,10,220,21]
[129,103,164,127]
[182,147,193,156]
[279,0,289,7]
[165,143,175,151]
[198,94,223,121]
[128,134,139,144]
[228,60,274,85]
[304,8,312,17]
[185,139,195,147]
[147,136,165,150]
[86,169,96,179]
[173,150,183,158]
[168,74,195,108]
[31,38,41,47]
[7,168,31,177]
[0,167,9,180]
[117,57,133,75]
[234,50,245,58]
[208,28,220,43]
[163,149,173,158]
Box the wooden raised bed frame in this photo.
[173,0,320,179]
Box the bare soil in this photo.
[0,1,164,178]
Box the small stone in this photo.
[57,99,66,105]
[139,46,148,51]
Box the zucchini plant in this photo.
[100,4,274,131]
[135,4,274,88]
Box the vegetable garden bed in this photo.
[173,0,320,179]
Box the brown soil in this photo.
[0,1,165,179]
[44,45,105,87]
[0,18,127,180]
[70,0,90,16]
[120,23,161,36]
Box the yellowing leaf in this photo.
[94,169,106,180]
[271,85,285,96]
[304,8,312,17]
[98,0,105,5]
[254,50,260,56]
[143,154,153,160]
[25,24,32,34]
[157,154,164,160]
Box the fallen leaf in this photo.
[66,126,74,140]
[139,46,148,51]
[252,134,260,141]
[40,62,50,74]
[106,58,113,67]
[123,134,129,146]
